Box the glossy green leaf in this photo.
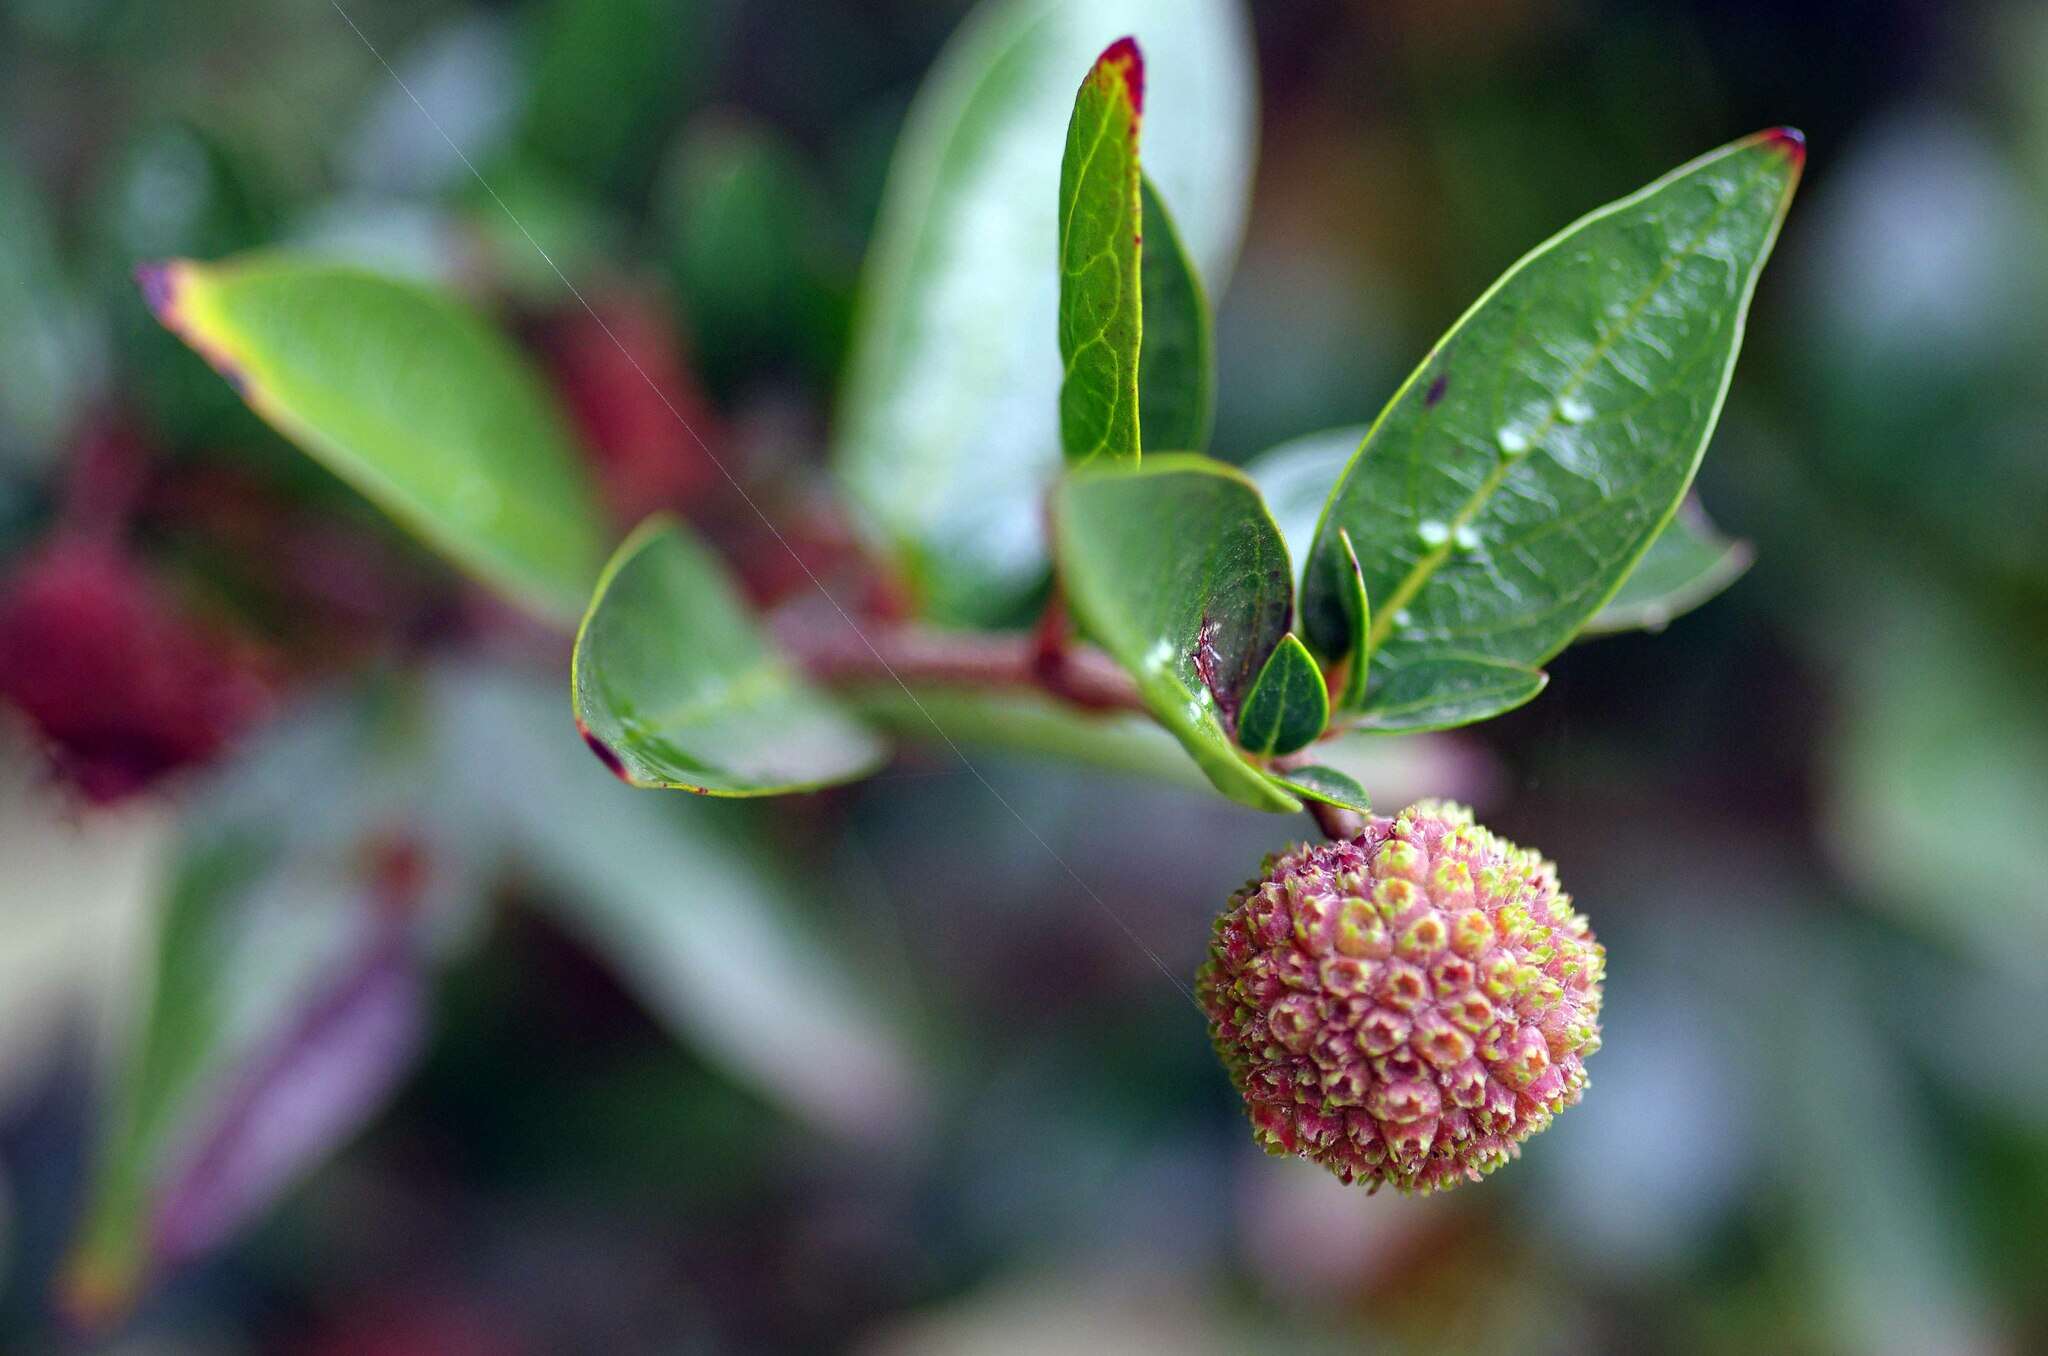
[1236,633,1328,757]
[1270,765,1371,816]
[1350,654,1547,734]
[1302,131,1803,688]
[1057,38,1144,464]
[834,0,1255,624]
[1052,455,1299,812]
[1582,498,1754,635]
[139,255,609,623]
[1137,176,1215,452]
[572,516,887,796]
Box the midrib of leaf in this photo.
[1359,151,1784,656]
[1058,82,1139,460]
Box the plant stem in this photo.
[1304,797,1366,842]
[773,611,1144,713]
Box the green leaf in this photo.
[1301,130,1803,688]
[1269,764,1371,815]
[1236,632,1328,756]
[1052,455,1300,812]
[1351,655,1547,734]
[1137,176,1215,452]
[1582,498,1753,635]
[1057,38,1144,464]
[138,255,609,624]
[1333,529,1371,710]
[572,516,887,796]
[834,0,1256,624]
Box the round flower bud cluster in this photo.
[1197,801,1603,1192]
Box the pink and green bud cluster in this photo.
[1197,801,1604,1192]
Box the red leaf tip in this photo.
[577,720,631,781]
[1098,36,1144,116]
[134,261,179,322]
[1761,126,1806,163]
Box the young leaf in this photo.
[1236,632,1328,757]
[1052,455,1300,812]
[1334,529,1371,710]
[138,255,609,624]
[572,516,887,796]
[1269,764,1371,816]
[834,0,1256,624]
[1301,130,1803,690]
[1350,655,1547,734]
[1582,499,1754,635]
[1057,37,1144,464]
[1137,176,1215,452]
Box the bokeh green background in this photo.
[3,0,2046,1351]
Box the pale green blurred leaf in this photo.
[444,671,925,1140]
[835,0,1255,624]
[1582,498,1753,635]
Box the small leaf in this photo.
[1351,655,1547,734]
[833,0,1257,624]
[1137,176,1214,452]
[1053,455,1300,812]
[1582,499,1754,636]
[1270,764,1371,815]
[1334,529,1371,710]
[1302,130,1803,683]
[1058,37,1144,464]
[138,255,609,623]
[573,516,887,796]
[1236,632,1328,756]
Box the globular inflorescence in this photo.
[1197,801,1603,1193]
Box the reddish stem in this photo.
[774,611,1143,713]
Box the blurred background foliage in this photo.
[2,0,2046,1351]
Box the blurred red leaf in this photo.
[0,537,271,803]
[534,288,721,527]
